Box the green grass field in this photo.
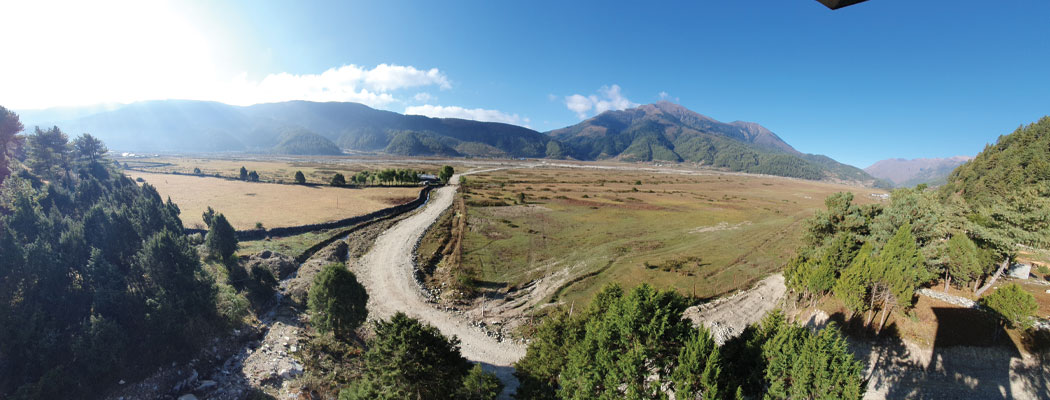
[439,167,886,307]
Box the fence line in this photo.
[186,184,437,241]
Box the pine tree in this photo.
[331,173,346,187]
[340,312,471,400]
[980,283,1038,331]
[204,213,237,262]
[294,170,306,184]
[308,263,368,337]
[239,166,248,180]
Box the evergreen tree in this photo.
[248,170,259,182]
[25,126,70,179]
[980,283,1038,331]
[869,223,925,333]
[672,327,722,400]
[71,133,107,162]
[308,263,368,337]
[834,242,875,318]
[440,165,455,183]
[294,170,306,184]
[514,311,585,399]
[331,173,346,187]
[0,105,25,184]
[204,213,237,262]
[457,364,504,400]
[944,234,981,291]
[239,166,248,180]
[340,312,471,400]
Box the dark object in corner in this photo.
[817,0,869,9]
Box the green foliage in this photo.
[457,364,504,400]
[873,223,927,310]
[0,137,217,398]
[0,105,24,184]
[205,213,238,262]
[945,234,981,287]
[71,133,107,163]
[25,126,70,179]
[294,170,306,184]
[331,173,346,186]
[517,284,723,399]
[239,166,248,180]
[558,284,695,398]
[514,311,585,399]
[248,170,259,182]
[762,321,864,400]
[202,205,216,227]
[340,312,471,400]
[945,116,1050,205]
[440,165,454,183]
[980,283,1038,330]
[672,327,722,400]
[308,263,368,337]
[273,129,343,155]
[834,243,876,316]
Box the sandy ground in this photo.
[351,171,527,396]
[683,273,787,344]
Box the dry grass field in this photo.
[118,156,448,185]
[128,171,421,230]
[419,166,888,309]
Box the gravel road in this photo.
[352,172,526,392]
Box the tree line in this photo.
[784,116,1050,337]
[0,108,221,398]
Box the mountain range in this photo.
[864,156,972,187]
[19,100,881,185]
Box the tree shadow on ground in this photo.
[477,361,519,399]
[822,308,1043,399]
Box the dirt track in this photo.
[352,172,526,392]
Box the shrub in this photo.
[308,263,368,337]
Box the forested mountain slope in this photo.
[548,101,879,183]
[944,116,1050,205]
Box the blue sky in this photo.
[2,0,1048,167]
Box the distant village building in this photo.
[870,193,890,200]
[417,173,439,184]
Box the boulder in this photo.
[245,251,297,279]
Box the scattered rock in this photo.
[195,380,217,391]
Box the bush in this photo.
[308,263,368,337]
[981,283,1038,330]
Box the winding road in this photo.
[353,171,526,391]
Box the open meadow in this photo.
[118,155,449,185]
[419,166,888,309]
[128,170,421,230]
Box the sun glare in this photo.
[2,0,215,109]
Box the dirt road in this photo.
[352,172,526,391]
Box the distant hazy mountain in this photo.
[19,100,550,157]
[548,101,878,183]
[20,99,879,185]
[864,156,972,187]
[272,129,342,155]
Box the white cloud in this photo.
[405,104,530,127]
[564,84,638,119]
[414,92,434,102]
[658,91,670,99]
[0,0,451,109]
